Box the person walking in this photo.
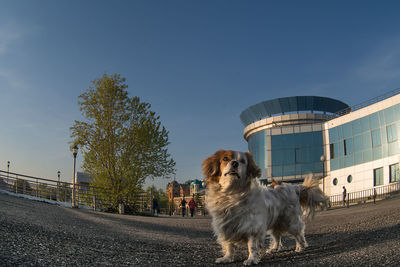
[188,197,196,217]
[152,196,159,216]
[180,197,187,217]
[342,186,347,206]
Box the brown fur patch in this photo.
[202,150,235,184]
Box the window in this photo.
[373,167,383,186]
[344,138,353,155]
[330,143,335,159]
[332,178,338,186]
[371,129,381,147]
[389,163,399,183]
[386,124,397,143]
[347,175,353,183]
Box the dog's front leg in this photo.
[243,236,260,265]
[215,239,234,264]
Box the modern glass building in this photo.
[241,90,400,196]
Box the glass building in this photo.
[241,91,400,196]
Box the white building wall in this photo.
[324,93,400,196]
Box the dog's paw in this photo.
[243,257,259,265]
[266,246,282,254]
[215,256,234,264]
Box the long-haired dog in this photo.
[202,150,328,265]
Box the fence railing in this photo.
[0,170,152,214]
[329,182,400,208]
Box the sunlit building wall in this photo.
[241,91,400,196]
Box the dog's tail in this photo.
[296,174,329,218]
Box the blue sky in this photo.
[1,0,400,190]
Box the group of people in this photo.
[152,196,198,217]
[180,197,197,217]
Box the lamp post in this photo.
[7,161,10,187]
[320,155,326,193]
[72,145,78,208]
[57,171,61,201]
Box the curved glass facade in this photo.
[248,131,267,169]
[329,103,400,170]
[271,131,323,177]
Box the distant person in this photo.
[180,197,187,217]
[152,196,159,216]
[189,197,196,217]
[342,186,347,206]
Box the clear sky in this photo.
[1,0,400,190]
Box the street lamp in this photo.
[57,171,61,201]
[72,145,78,208]
[7,161,10,186]
[320,155,326,193]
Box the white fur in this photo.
[203,150,327,265]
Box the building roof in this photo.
[240,96,349,126]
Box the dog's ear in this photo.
[246,151,261,179]
[202,150,223,183]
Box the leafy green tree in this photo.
[70,73,175,209]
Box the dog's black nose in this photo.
[232,161,238,168]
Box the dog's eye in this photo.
[240,159,246,164]
[223,157,229,162]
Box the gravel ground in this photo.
[1,192,400,266]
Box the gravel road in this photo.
[1,191,399,266]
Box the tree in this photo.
[70,73,175,209]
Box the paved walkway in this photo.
[1,192,399,266]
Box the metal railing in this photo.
[334,87,400,118]
[0,170,152,213]
[329,182,400,208]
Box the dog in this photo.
[202,150,328,265]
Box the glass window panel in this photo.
[312,131,323,146]
[344,138,353,155]
[343,123,352,139]
[353,119,362,135]
[329,143,335,159]
[361,117,370,132]
[374,167,383,186]
[390,163,399,183]
[371,129,381,147]
[312,146,324,161]
[387,124,397,143]
[282,149,295,165]
[272,150,283,165]
[344,155,354,168]
[354,151,363,165]
[363,150,372,163]
[372,146,382,160]
[331,158,339,171]
[283,164,295,176]
[379,110,386,126]
[370,113,380,129]
[313,162,323,173]
[329,127,338,143]
[271,135,282,150]
[354,135,363,152]
[302,163,314,174]
[272,165,283,177]
[338,141,344,157]
[394,105,400,121]
[362,132,372,149]
[384,107,395,124]
[281,134,295,148]
[388,141,400,156]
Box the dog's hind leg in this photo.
[293,232,308,252]
[244,236,260,266]
[215,239,235,264]
[266,231,282,253]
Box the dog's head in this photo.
[202,150,261,191]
